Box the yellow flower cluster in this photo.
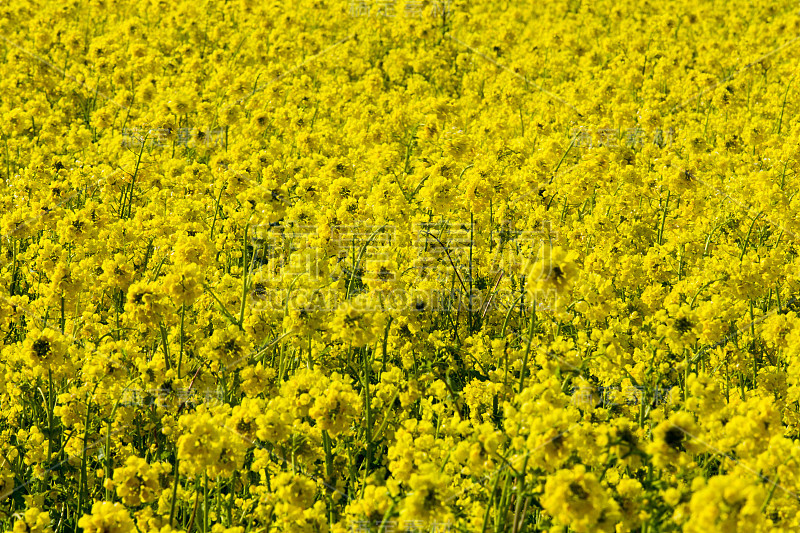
[108,456,171,507]
[2,0,800,531]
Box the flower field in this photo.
[2,0,800,531]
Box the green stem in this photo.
[43,369,55,489]
[178,303,186,379]
[239,225,249,327]
[740,211,764,261]
[204,472,209,533]
[159,321,171,370]
[169,457,180,527]
[124,132,148,219]
[209,186,226,240]
[76,394,93,517]
[468,211,474,333]
[363,346,372,491]
[480,466,504,533]
[346,225,387,300]
[518,305,537,394]
[658,190,670,246]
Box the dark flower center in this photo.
[569,482,589,499]
[33,339,51,358]
[664,427,685,450]
[675,317,693,333]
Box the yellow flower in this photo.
[177,404,249,478]
[78,502,135,533]
[98,253,135,291]
[685,475,767,533]
[307,373,361,436]
[124,280,168,327]
[523,245,579,304]
[111,456,171,507]
[647,411,705,469]
[398,464,453,525]
[163,263,203,306]
[200,324,252,371]
[541,464,620,532]
[20,328,69,379]
[240,362,277,398]
[330,298,383,348]
[12,508,52,533]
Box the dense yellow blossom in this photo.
[3,0,800,530]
